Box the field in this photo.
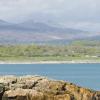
[0,40,100,62]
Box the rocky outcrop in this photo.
[0,75,100,100]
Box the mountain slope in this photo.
[18,20,84,34]
[0,19,100,44]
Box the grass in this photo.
[0,41,100,62]
[0,55,100,62]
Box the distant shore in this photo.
[0,60,100,64]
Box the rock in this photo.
[2,88,27,100]
[0,76,17,84]
[0,76,17,91]
[2,88,74,100]
[0,75,100,100]
[93,92,100,100]
[0,84,5,100]
[44,94,74,100]
[2,88,44,100]
[33,79,65,93]
[65,82,95,100]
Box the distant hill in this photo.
[0,20,9,25]
[18,20,84,33]
[0,19,100,44]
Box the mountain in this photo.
[18,20,84,34]
[0,20,11,26]
[0,19,100,44]
[0,19,86,34]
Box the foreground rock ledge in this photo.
[0,76,100,100]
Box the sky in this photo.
[0,0,100,32]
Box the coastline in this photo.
[0,60,100,64]
[0,75,100,100]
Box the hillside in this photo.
[0,19,100,44]
[0,41,100,62]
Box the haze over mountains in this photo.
[0,19,100,45]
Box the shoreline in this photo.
[0,75,100,99]
[0,60,100,64]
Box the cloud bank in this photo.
[0,0,100,31]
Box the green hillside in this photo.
[0,41,100,61]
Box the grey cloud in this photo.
[0,0,100,31]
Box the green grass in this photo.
[0,55,100,62]
[0,41,100,62]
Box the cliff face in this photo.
[0,76,100,100]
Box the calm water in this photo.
[0,64,100,90]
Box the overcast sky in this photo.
[0,0,100,31]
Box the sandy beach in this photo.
[0,60,100,64]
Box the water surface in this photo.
[0,64,100,90]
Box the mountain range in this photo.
[0,19,100,45]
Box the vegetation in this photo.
[0,40,100,61]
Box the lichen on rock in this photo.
[0,75,100,100]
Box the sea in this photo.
[0,64,100,90]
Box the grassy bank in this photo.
[0,41,100,62]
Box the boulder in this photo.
[2,88,74,100]
[0,75,100,100]
[0,84,5,100]
[93,92,100,100]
